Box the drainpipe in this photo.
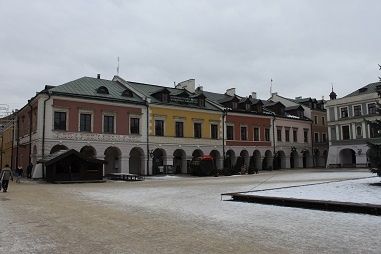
[310,120,314,167]
[222,108,227,169]
[15,114,20,170]
[272,115,276,155]
[11,114,17,170]
[42,91,52,178]
[28,100,33,164]
[145,97,150,176]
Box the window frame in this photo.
[265,128,270,142]
[79,112,92,132]
[155,119,165,136]
[322,133,327,142]
[277,128,282,142]
[314,132,319,143]
[210,123,218,139]
[130,117,140,135]
[340,107,348,118]
[240,125,247,141]
[103,114,115,134]
[253,127,260,141]
[342,125,350,140]
[285,129,290,142]
[303,129,308,143]
[194,122,202,138]
[227,125,234,140]
[368,103,377,114]
[293,129,298,142]
[175,121,184,137]
[54,111,67,131]
[353,105,362,116]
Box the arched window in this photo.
[122,89,133,97]
[96,86,109,94]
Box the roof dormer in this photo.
[96,86,109,94]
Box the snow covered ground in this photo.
[2,168,381,253]
[240,173,381,205]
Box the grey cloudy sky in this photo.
[1,0,381,112]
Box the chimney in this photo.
[251,92,257,99]
[97,74,101,79]
[226,88,235,96]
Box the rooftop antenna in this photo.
[117,57,120,76]
[270,79,273,95]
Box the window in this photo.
[370,123,381,138]
[293,130,298,142]
[354,105,362,116]
[314,116,318,124]
[130,118,140,134]
[356,126,362,137]
[175,121,184,137]
[162,93,169,102]
[103,115,114,133]
[342,125,350,140]
[340,107,348,118]
[277,129,282,142]
[194,123,202,138]
[241,126,247,140]
[322,133,327,142]
[368,103,377,114]
[198,98,205,107]
[155,120,164,136]
[80,113,91,132]
[331,127,337,141]
[304,129,308,143]
[314,132,319,143]
[211,124,218,139]
[322,116,325,125]
[285,129,290,142]
[245,103,250,111]
[232,101,238,110]
[96,86,109,94]
[265,128,270,141]
[253,127,260,141]
[227,126,234,140]
[54,112,67,130]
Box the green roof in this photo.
[47,77,145,104]
[120,80,221,111]
[343,81,381,98]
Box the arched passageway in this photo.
[129,147,144,174]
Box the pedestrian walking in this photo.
[1,164,13,192]
[26,163,33,179]
[15,165,23,183]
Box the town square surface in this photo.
[1,169,380,253]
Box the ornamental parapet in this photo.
[53,131,142,142]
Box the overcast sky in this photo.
[1,0,381,112]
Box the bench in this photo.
[108,173,144,181]
[328,164,341,168]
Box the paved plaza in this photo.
[1,168,380,253]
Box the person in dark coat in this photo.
[26,163,33,179]
[1,164,13,192]
[15,165,23,183]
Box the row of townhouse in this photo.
[325,82,381,167]
[1,74,329,177]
